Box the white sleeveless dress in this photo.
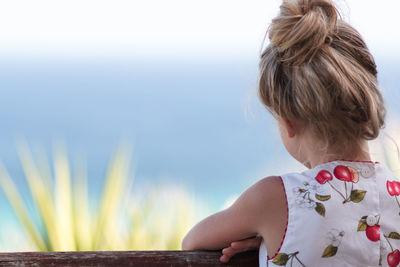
[259,160,400,267]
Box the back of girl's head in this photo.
[258,0,386,153]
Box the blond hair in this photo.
[258,0,386,153]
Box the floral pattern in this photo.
[321,229,345,258]
[263,161,400,267]
[293,181,330,217]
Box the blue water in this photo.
[0,55,399,238]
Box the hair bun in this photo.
[269,0,338,65]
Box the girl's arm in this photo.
[181,176,285,250]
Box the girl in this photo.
[182,0,400,266]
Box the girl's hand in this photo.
[219,236,262,263]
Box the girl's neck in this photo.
[303,140,371,169]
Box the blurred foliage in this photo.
[1,127,400,252]
[0,140,196,251]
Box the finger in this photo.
[219,254,231,263]
[230,242,251,252]
[231,236,261,247]
[222,246,237,257]
[231,236,262,250]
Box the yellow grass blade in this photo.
[53,142,76,251]
[93,144,131,249]
[128,190,157,249]
[16,140,59,250]
[72,159,93,251]
[0,163,47,251]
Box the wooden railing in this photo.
[0,250,258,266]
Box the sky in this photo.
[0,0,399,60]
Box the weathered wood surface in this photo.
[0,250,258,267]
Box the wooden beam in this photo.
[0,250,258,266]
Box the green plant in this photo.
[0,140,197,251]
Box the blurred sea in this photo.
[0,55,398,234]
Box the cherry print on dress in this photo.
[366,225,381,242]
[334,165,358,182]
[388,249,400,267]
[315,166,366,204]
[387,181,400,196]
[387,180,400,215]
[357,215,380,242]
[315,170,333,184]
[384,232,400,267]
[358,215,400,266]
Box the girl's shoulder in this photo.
[245,175,286,213]
[253,175,284,193]
[240,176,287,233]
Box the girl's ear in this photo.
[282,118,296,138]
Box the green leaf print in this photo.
[350,190,367,203]
[388,232,400,239]
[357,220,367,231]
[322,245,338,258]
[272,253,289,265]
[315,202,326,217]
[315,194,331,201]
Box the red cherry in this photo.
[387,249,400,267]
[348,167,359,183]
[393,181,400,196]
[387,181,400,196]
[365,225,380,242]
[315,170,333,184]
[333,165,353,182]
[388,181,396,196]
